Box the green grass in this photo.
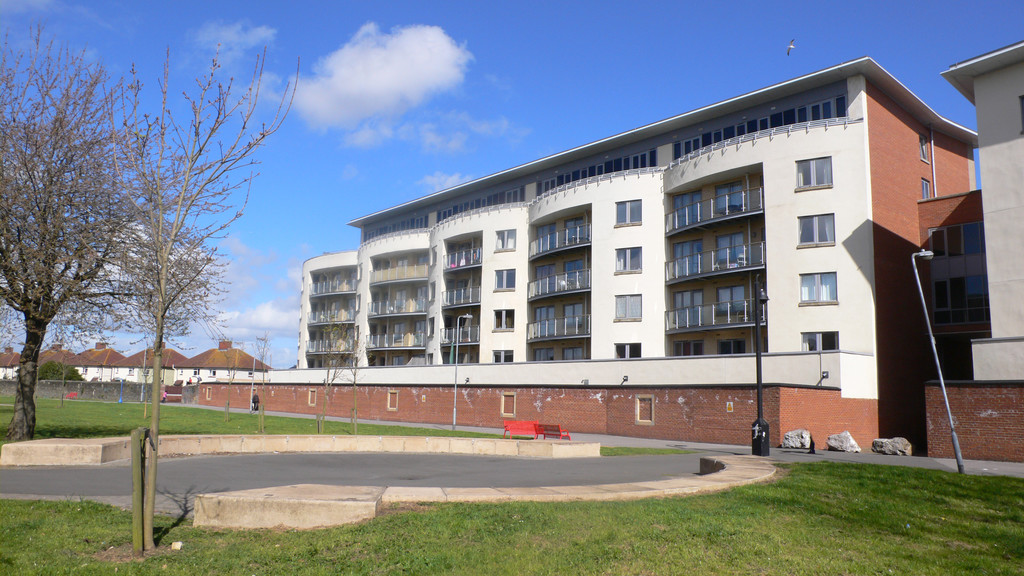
[1,462,1022,575]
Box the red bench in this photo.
[538,423,571,440]
[65,392,78,400]
[503,420,539,439]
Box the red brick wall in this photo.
[198,383,879,447]
[926,382,1024,462]
[917,190,983,244]
[866,81,974,450]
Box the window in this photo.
[501,392,516,417]
[387,390,398,411]
[494,309,515,331]
[128,368,134,376]
[615,295,642,320]
[934,276,990,324]
[210,369,217,377]
[496,229,516,251]
[493,350,514,363]
[921,178,931,200]
[495,269,516,290]
[193,369,200,376]
[636,395,654,425]
[616,200,642,225]
[802,332,839,351]
[615,343,642,359]
[718,339,746,355]
[796,157,833,189]
[919,134,930,162]
[798,214,835,245]
[308,389,317,406]
[205,387,212,401]
[533,348,554,362]
[562,347,585,361]
[615,247,642,272]
[800,272,838,303]
[673,340,704,356]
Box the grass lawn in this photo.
[1,462,1022,575]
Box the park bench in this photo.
[538,423,571,440]
[65,392,78,400]
[503,420,539,439]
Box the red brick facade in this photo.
[926,382,1024,462]
[198,382,879,448]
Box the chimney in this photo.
[218,340,231,351]
[3,347,11,354]
[96,342,107,350]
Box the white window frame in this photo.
[800,272,838,304]
[615,247,642,273]
[614,295,642,320]
[796,157,833,189]
[493,350,513,363]
[798,214,835,246]
[919,134,930,162]
[494,309,515,331]
[921,178,931,200]
[615,343,642,359]
[615,200,642,225]
[495,269,516,290]
[495,229,516,252]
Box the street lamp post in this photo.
[912,250,966,474]
[752,279,770,456]
[452,313,472,431]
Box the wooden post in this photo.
[131,427,147,554]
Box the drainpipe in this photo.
[930,127,937,197]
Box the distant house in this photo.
[73,343,126,381]
[113,347,192,386]
[0,347,19,379]
[179,341,271,384]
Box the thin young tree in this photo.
[112,49,293,551]
[0,31,127,441]
[252,332,271,432]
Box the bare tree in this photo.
[0,31,127,441]
[112,49,293,551]
[321,323,369,435]
[251,332,271,432]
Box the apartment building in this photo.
[296,57,977,448]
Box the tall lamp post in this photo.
[752,279,770,456]
[912,250,966,474]
[452,313,473,430]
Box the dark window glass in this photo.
[964,223,983,254]
[797,107,808,122]
[931,229,946,256]
[947,226,963,256]
[836,96,846,116]
[748,120,758,133]
[950,277,966,309]
[723,126,735,139]
[605,160,614,172]
[736,124,746,136]
[823,101,833,118]
[571,170,580,181]
[673,142,681,159]
[759,118,769,131]
[713,130,722,143]
[684,141,692,155]
[811,104,821,121]
[702,133,712,147]
[821,332,839,350]
[783,109,796,125]
[614,158,623,171]
[649,149,657,166]
[556,175,564,186]
[770,112,783,127]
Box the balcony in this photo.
[310,278,357,296]
[528,269,591,300]
[529,225,592,259]
[666,242,766,284]
[368,298,428,317]
[665,299,765,333]
[441,325,480,345]
[306,339,354,354]
[367,332,426,349]
[442,286,481,308]
[665,188,764,235]
[370,264,428,285]
[308,308,358,325]
[527,315,591,341]
[444,248,483,272]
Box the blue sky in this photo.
[3,0,1021,367]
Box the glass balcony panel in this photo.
[527,315,591,340]
[666,188,763,234]
[444,248,483,270]
[666,242,766,282]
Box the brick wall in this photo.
[866,81,974,450]
[197,382,877,447]
[925,381,1024,462]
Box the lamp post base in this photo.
[752,417,770,456]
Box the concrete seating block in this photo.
[193,484,383,529]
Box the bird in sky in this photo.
[787,39,796,56]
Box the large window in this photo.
[615,343,641,359]
[800,272,838,303]
[494,309,515,331]
[798,214,835,245]
[615,200,642,225]
[615,295,642,320]
[796,157,833,189]
[533,348,554,362]
[718,339,746,355]
[562,347,584,361]
[615,247,642,272]
[930,223,984,256]
[673,340,704,356]
[493,350,514,363]
[802,332,839,351]
[934,276,990,324]
[496,229,516,251]
[495,269,516,290]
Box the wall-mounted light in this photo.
[621,375,629,385]
[581,379,589,386]
[821,370,830,380]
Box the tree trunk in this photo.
[6,316,46,441]
[143,321,164,550]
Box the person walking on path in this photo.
[251,393,260,414]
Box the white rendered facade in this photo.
[297,58,976,410]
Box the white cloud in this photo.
[419,171,473,192]
[192,21,277,67]
[296,22,472,130]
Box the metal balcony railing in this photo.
[308,308,358,324]
[442,286,481,307]
[665,188,764,235]
[369,264,428,284]
[527,315,591,340]
[311,278,357,295]
[666,242,766,282]
[528,269,591,299]
[441,325,480,345]
[444,248,483,270]
[529,224,592,258]
[306,339,354,354]
[368,298,428,317]
[665,299,765,331]
[367,332,427,349]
